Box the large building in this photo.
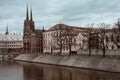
[23,6,120,55]
[23,6,43,53]
[0,26,23,53]
[43,24,120,55]
[43,24,89,55]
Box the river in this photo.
[0,59,120,80]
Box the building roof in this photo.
[0,33,23,41]
[34,29,42,34]
[48,24,66,31]
[47,24,82,36]
[48,24,82,31]
[69,29,80,36]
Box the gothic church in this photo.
[23,6,43,53]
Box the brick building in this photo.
[23,6,43,53]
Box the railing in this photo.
[77,49,120,56]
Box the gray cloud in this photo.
[0,0,120,32]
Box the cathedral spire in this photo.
[42,27,45,32]
[26,4,29,20]
[6,24,9,35]
[30,7,33,21]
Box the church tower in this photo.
[23,5,42,54]
[24,5,35,35]
[29,8,35,32]
[6,24,9,35]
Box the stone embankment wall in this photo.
[15,54,120,73]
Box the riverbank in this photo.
[15,54,120,73]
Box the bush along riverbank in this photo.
[15,54,120,73]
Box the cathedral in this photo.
[23,6,43,54]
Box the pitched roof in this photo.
[48,24,81,36]
[48,24,69,31]
[47,23,83,31]
[69,29,80,36]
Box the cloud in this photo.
[0,0,120,32]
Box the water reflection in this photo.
[0,61,23,80]
[0,60,120,80]
[0,58,7,62]
[22,63,120,80]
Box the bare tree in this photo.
[86,23,94,56]
[98,23,110,57]
[53,24,66,55]
[111,25,119,49]
[65,27,75,55]
[50,33,56,54]
[114,19,120,49]
[40,28,44,54]
[116,18,120,33]
[53,24,76,55]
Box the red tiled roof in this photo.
[45,24,82,36]
[81,33,87,37]
[69,29,80,36]
[48,24,82,31]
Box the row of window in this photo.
[43,32,60,37]
[0,38,22,41]
[44,45,77,51]
[62,52,69,55]
[25,39,41,42]
[0,45,22,47]
[44,47,69,51]
[63,46,68,50]
[44,40,53,44]
[0,42,22,44]
[44,38,76,44]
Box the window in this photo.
[66,47,68,50]
[72,38,76,43]
[63,46,65,50]
[54,32,56,36]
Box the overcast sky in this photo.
[0,0,120,32]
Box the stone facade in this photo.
[43,24,120,55]
[0,26,23,53]
[43,24,83,55]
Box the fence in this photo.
[77,49,120,56]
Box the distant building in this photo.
[0,26,23,53]
[23,6,43,53]
[43,24,83,55]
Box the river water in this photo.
[0,59,120,80]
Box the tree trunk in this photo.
[60,42,62,55]
[89,48,91,56]
[60,48,62,55]
[102,41,106,57]
[89,33,91,56]
[102,48,105,57]
[69,44,71,55]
